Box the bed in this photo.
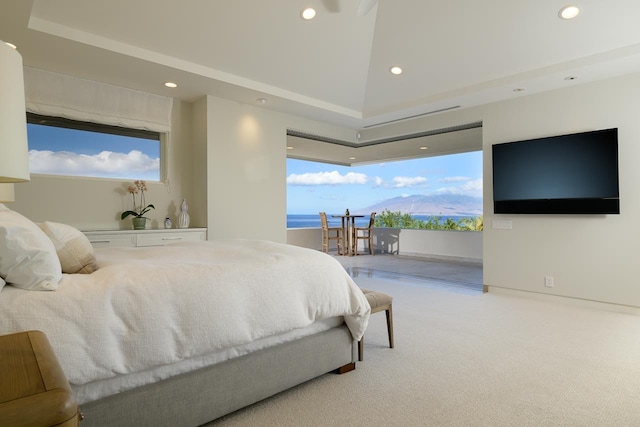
[0,205,371,426]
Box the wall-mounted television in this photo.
[492,128,619,214]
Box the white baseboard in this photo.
[487,286,640,315]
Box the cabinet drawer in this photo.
[136,231,206,247]
[87,233,136,248]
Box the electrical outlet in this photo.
[544,276,554,288]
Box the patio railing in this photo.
[287,227,482,264]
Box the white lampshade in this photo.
[0,41,30,182]
[0,183,15,203]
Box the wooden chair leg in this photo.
[386,305,394,348]
[352,229,356,256]
[358,338,364,361]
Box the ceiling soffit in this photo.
[286,122,483,166]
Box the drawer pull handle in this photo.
[91,240,111,244]
[162,237,183,240]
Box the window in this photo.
[26,113,162,181]
[286,151,483,230]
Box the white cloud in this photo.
[435,178,483,197]
[438,176,471,183]
[29,150,159,179]
[392,176,427,188]
[373,176,384,187]
[287,171,368,186]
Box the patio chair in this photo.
[320,212,344,255]
[353,212,376,255]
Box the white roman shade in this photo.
[23,67,172,133]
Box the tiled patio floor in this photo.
[333,253,483,294]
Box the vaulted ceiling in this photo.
[3,0,640,163]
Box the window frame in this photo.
[26,112,166,182]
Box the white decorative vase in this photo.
[178,199,190,229]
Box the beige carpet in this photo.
[209,276,640,426]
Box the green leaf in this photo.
[121,210,140,220]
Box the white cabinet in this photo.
[84,232,136,248]
[84,228,207,248]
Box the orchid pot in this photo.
[132,217,147,230]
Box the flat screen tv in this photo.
[492,128,619,214]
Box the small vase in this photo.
[132,217,146,230]
[178,199,190,229]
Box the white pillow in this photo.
[0,204,62,291]
[39,221,97,274]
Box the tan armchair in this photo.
[320,212,344,255]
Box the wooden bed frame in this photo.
[79,324,357,426]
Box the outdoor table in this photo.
[331,214,364,256]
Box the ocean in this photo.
[286,214,477,229]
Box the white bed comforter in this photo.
[0,239,370,389]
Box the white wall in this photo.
[190,97,209,230]
[482,73,640,308]
[203,96,287,242]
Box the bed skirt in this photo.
[79,324,357,426]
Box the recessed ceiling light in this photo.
[286,146,294,150]
[4,42,17,50]
[301,8,316,20]
[390,66,403,75]
[559,5,580,20]
[164,82,178,88]
[349,157,356,160]
[419,146,428,150]
[257,98,267,104]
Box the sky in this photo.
[27,124,160,180]
[26,123,482,213]
[287,151,483,214]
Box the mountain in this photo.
[356,194,483,216]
